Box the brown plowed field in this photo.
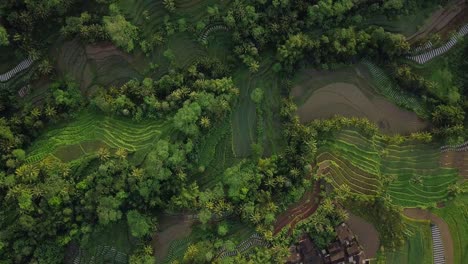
[151,214,194,263]
[440,151,468,179]
[345,213,380,258]
[295,82,427,135]
[273,181,321,236]
[273,163,330,236]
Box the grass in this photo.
[52,39,142,97]
[408,39,467,104]
[26,110,168,163]
[432,194,468,264]
[161,220,255,264]
[317,152,382,196]
[163,236,191,264]
[364,3,441,37]
[381,217,433,264]
[193,117,242,190]
[117,0,232,74]
[231,55,284,157]
[74,220,133,264]
[317,129,460,207]
[361,60,428,118]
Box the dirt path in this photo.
[407,0,467,43]
[273,181,321,235]
[403,208,454,264]
[273,163,330,235]
[345,213,380,258]
[151,214,194,263]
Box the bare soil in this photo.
[403,208,454,264]
[85,42,133,63]
[151,214,194,263]
[273,163,330,236]
[296,82,427,135]
[345,212,380,258]
[440,151,468,179]
[407,0,468,43]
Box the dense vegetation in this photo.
[0,0,466,263]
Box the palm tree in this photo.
[115,148,128,160]
[289,167,300,178]
[45,105,57,118]
[322,199,334,214]
[97,147,110,161]
[200,116,211,128]
[131,168,144,179]
[15,164,39,183]
[163,0,176,12]
[249,211,262,224]
[30,108,41,119]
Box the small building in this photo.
[337,223,354,245]
[329,250,346,264]
[286,245,301,264]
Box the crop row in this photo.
[320,129,460,207]
[163,237,191,264]
[362,60,427,118]
[26,112,165,163]
[317,152,381,195]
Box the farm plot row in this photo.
[26,111,167,163]
[317,152,381,196]
[382,218,433,264]
[432,194,468,264]
[362,60,428,118]
[317,129,460,207]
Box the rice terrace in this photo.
[0,0,467,264]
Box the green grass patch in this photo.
[432,194,468,264]
[318,129,460,207]
[364,3,441,37]
[409,40,467,104]
[361,60,428,118]
[76,220,134,263]
[231,55,282,157]
[381,217,433,264]
[162,219,255,264]
[26,110,168,163]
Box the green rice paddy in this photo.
[317,129,460,207]
[382,217,433,264]
[26,110,169,163]
[432,194,468,264]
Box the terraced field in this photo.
[118,0,228,39]
[118,0,231,71]
[317,130,460,207]
[432,194,468,264]
[362,60,428,118]
[382,141,459,207]
[382,217,433,264]
[54,39,142,95]
[26,111,168,163]
[292,64,428,135]
[231,57,283,157]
